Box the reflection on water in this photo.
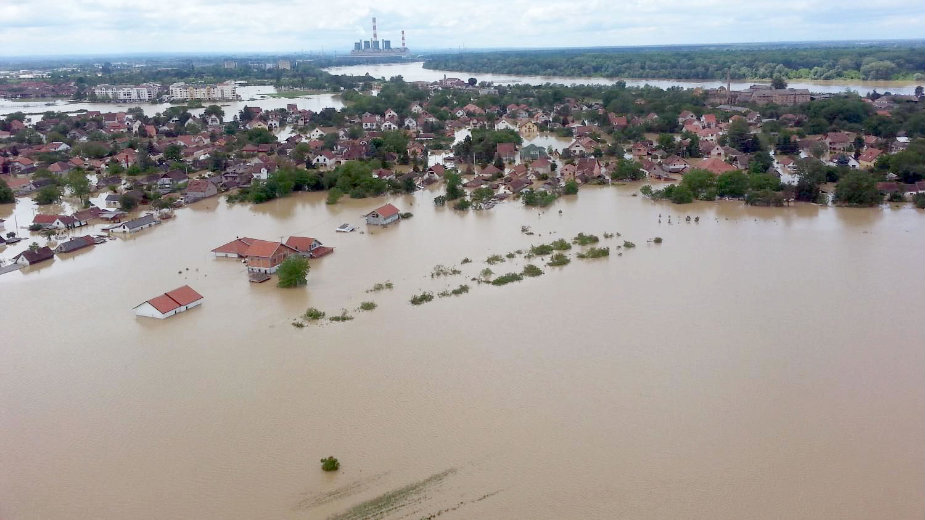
[0,187,922,520]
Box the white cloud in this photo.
[0,0,921,56]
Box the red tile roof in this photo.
[147,294,181,314]
[244,239,296,259]
[285,236,317,253]
[166,285,204,306]
[33,214,58,224]
[211,237,256,255]
[694,158,737,175]
[145,285,204,314]
[371,203,400,218]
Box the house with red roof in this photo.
[244,239,298,273]
[496,143,517,163]
[184,179,218,203]
[31,214,83,229]
[365,203,401,226]
[13,246,54,266]
[693,157,738,175]
[211,237,257,258]
[285,236,334,258]
[133,285,204,319]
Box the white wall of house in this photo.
[133,299,202,319]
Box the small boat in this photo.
[336,223,356,233]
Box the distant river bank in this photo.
[325,61,920,95]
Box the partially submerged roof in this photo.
[211,237,256,255]
[284,236,318,253]
[367,203,399,218]
[137,285,204,314]
[244,239,297,258]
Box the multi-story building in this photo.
[168,81,237,101]
[92,83,161,102]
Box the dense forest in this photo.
[424,42,925,81]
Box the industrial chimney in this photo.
[372,17,377,43]
[402,30,406,49]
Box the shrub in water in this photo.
[321,456,340,471]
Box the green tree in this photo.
[164,144,183,162]
[277,255,310,288]
[835,170,881,206]
[34,185,62,205]
[65,170,91,205]
[680,169,717,200]
[669,185,694,204]
[610,158,644,181]
[203,105,224,120]
[0,178,14,203]
[119,193,139,211]
[445,172,464,200]
[563,179,579,195]
[716,170,749,198]
[726,118,751,152]
[771,76,788,89]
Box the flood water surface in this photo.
[1,187,923,519]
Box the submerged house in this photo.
[133,285,204,319]
[13,246,54,266]
[107,214,159,233]
[211,237,257,258]
[364,203,401,226]
[243,239,298,273]
[284,236,334,258]
[55,235,96,254]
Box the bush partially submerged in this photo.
[321,456,340,472]
[431,264,462,278]
[577,246,610,259]
[366,281,394,292]
[491,272,524,286]
[303,307,326,321]
[438,284,470,298]
[547,253,570,266]
[522,264,544,277]
[358,301,377,311]
[329,310,354,322]
[410,292,435,305]
[572,233,600,246]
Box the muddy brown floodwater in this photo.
[1,186,923,520]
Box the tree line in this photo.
[424,42,925,81]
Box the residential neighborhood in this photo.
[2,69,924,280]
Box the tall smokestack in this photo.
[372,17,377,42]
[402,30,406,49]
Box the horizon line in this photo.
[1,38,923,61]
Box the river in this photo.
[0,85,344,119]
[1,186,922,519]
[324,61,920,95]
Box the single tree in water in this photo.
[277,255,310,288]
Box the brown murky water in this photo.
[1,186,923,519]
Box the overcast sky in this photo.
[1,0,923,57]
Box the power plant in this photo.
[350,17,409,57]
